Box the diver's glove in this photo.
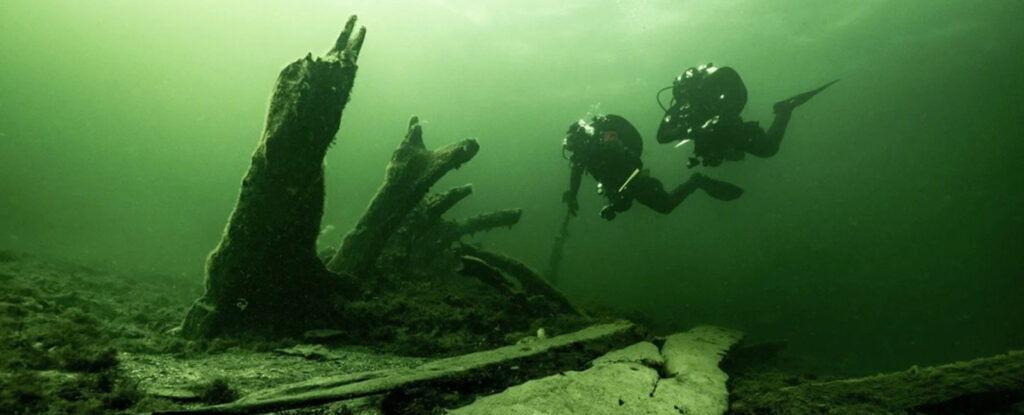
[599,195,631,221]
[562,191,579,216]
[600,205,617,221]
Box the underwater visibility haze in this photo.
[1,0,1023,386]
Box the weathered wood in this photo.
[590,341,664,368]
[153,320,642,414]
[452,209,522,237]
[327,117,479,276]
[423,185,474,220]
[459,245,581,316]
[449,357,663,415]
[178,16,573,349]
[366,180,525,283]
[753,349,1024,414]
[450,325,743,415]
[457,255,518,296]
[180,16,366,338]
[655,326,744,415]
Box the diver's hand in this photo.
[562,191,579,216]
[599,205,616,221]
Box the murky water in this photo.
[1,0,1021,375]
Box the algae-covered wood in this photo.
[180,16,366,339]
[450,325,743,415]
[153,320,641,414]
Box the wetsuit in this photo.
[657,65,795,167]
[563,115,709,220]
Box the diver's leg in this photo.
[774,79,839,114]
[634,173,742,214]
[745,117,787,158]
[749,79,840,158]
[633,175,682,214]
[688,173,743,201]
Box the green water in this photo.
[1,1,1021,374]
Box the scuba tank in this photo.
[564,114,643,159]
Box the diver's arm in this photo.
[562,163,583,216]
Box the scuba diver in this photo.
[561,114,743,220]
[657,63,837,168]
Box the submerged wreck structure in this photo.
[159,16,1024,415]
[179,16,578,353]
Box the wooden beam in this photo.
[152,320,641,414]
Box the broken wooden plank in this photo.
[448,356,662,415]
[240,369,391,402]
[656,325,744,415]
[752,349,1024,413]
[459,245,582,316]
[450,325,743,415]
[152,320,641,414]
[591,341,664,368]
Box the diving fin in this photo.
[773,79,839,114]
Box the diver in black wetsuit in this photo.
[561,114,742,221]
[657,63,837,169]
